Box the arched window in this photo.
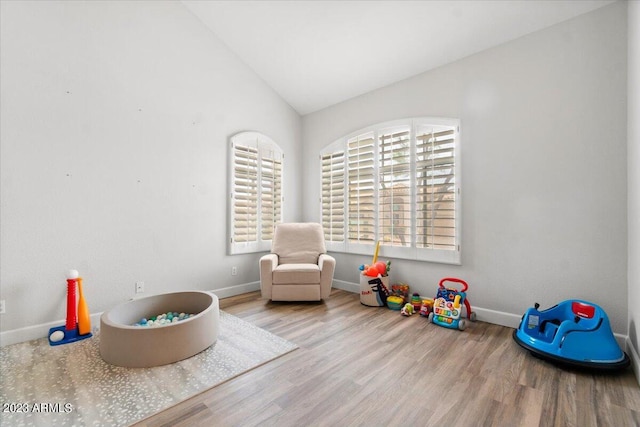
[229,131,283,254]
[320,118,460,264]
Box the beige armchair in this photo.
[260,223,336,301]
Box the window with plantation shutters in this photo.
[319,118,461,264]
[229,132,283,255]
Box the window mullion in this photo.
[256,138,263,243]
[429,130,435,248]
[343,139,349,246]
[410,121,417,254]
[373,130,380,245]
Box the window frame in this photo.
[228,131,283,255]
[320,117,461,265]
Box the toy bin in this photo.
[360,274,390,307]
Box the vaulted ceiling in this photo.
[182,0,616,115]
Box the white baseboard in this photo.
[626,337,640,386]
[209,281,261,299]
[333,279,360,294]
[471,307,522,329]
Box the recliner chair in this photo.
[259,223,336,301]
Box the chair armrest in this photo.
[259,254,279,299]
[318,254,336,299]
[260,253,279,271]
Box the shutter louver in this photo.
[348,134,375,244]
[260,149,282,241]
[416,127,456,250]
[233,144,259,244]
[321,151,345,242]
[378,127,412,247]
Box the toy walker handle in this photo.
[439,277,468,292]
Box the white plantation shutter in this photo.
[260,147,283,241]
[232,144,259,244]
[378,127,412,247]
[229,132,283,254]
[347,133,376,245]
[319,118,460,264]
[416,126,457,251]
[321,150,345,243]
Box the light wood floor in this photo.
[134,289,640,427]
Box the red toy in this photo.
[48,270,93,346]
[419,298,434,317]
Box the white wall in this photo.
[0,1,301,336]
[628,0,640,372]
[303,2,629,333]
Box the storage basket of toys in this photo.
[359,262,391,307]
[359,241,392,307]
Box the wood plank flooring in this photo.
[133,290,640,427]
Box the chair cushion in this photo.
[272,223,326,264]
[273,263,321,284]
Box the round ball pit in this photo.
[99,291,219,368]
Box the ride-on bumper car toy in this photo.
[513,299,629,371]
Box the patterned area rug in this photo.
[0,311,297,426]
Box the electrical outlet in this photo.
[135,281,145,293]
[0,300,5,314]
[231,266,238,276]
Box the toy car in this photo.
[419,298,434,317]
[513,299,630,371]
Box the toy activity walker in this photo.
[428,277,476,331]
